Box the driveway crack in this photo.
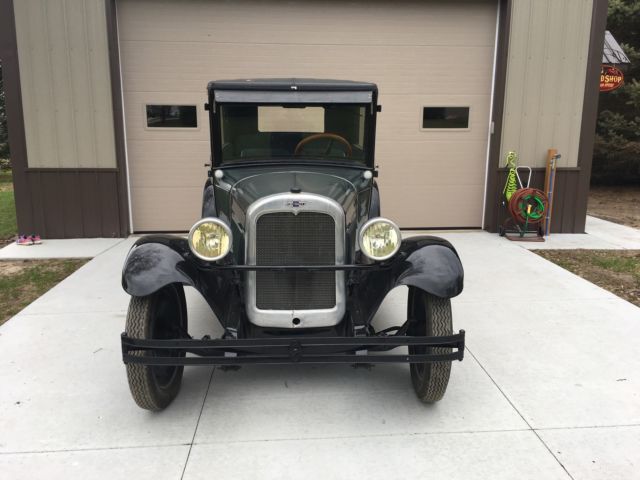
[465,347,576,480]
[180,367,215,480]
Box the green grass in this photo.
[536,250,640,307]
[0,190,17,239]
[0,170,17,240]
[591,255,640,278]
[0,259,87,325]
[0,170,88,325]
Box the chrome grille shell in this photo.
[245,193,346,328]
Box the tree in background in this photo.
[0,63,10,163]
[592,0,640,184]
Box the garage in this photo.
[116,0,498,231]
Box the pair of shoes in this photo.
[16,235,32,246]
[16,234,42,246]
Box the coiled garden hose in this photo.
[508,188,548,225]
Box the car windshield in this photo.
[219,104,370,163]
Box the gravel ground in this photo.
[588,186,640,229]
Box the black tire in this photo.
[125,284,187,411]
[407,288,453,403]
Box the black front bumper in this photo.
[121,330,465,366]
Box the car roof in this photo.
[207,78,377,93]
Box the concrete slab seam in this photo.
[464,347,576,480]
[93,237,130,258]
[180,367,216,480]
[534,423,640,432]
[0,443,192,456]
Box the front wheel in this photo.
[125,284,187,411]
[407,288,453,403]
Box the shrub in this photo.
[591,0,640,185]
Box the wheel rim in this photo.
[149,286,184,390]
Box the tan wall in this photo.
[118,0,497,231]
[13,0,116,168]
[500,0,593,169]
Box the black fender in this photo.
[121,235,234,323]
[393,237,463,297]
[202,179,216,217]
[354,235,464,325]
[369,182,381,217]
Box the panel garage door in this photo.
[117,0,497,231]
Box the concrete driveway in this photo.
[0,231,639,479]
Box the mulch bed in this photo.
[536,249,640,307]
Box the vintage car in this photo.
[121,79,465,411]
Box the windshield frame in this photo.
[208,93,378,169]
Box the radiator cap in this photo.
[290,186,302,194]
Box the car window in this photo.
[219,104,369,163]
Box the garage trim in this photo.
[482,0,512,231]
[106,0,133,235]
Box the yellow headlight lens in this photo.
[188,219,231,261]
[359,218,401,260]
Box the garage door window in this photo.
[146,105,197,128]
[421,107,470,130]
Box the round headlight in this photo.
[358,218,401,261]
[188,218,232,261]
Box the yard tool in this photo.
[544,150,561,236]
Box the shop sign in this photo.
[600,65,624,92]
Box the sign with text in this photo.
[600,65,624,92]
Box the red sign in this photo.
[600,65,624,92]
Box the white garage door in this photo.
[117,0,497,231]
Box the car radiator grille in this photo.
[255,212,336,310]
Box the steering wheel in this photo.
[294,133,352,157]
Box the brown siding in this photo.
[485,0,608,233]
[0,0,129,239]
[0,0,32,238]
[15,170,121,238]
[483,0,512,232]
[105,0,131,238]
[573,0,609,233]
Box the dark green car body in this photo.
[120,80,465,398]
[207,165,375,267]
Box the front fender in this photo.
[121,235,236,323]
[355,235,464,325]
[394,237,463,298]
[122,238,196,297]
